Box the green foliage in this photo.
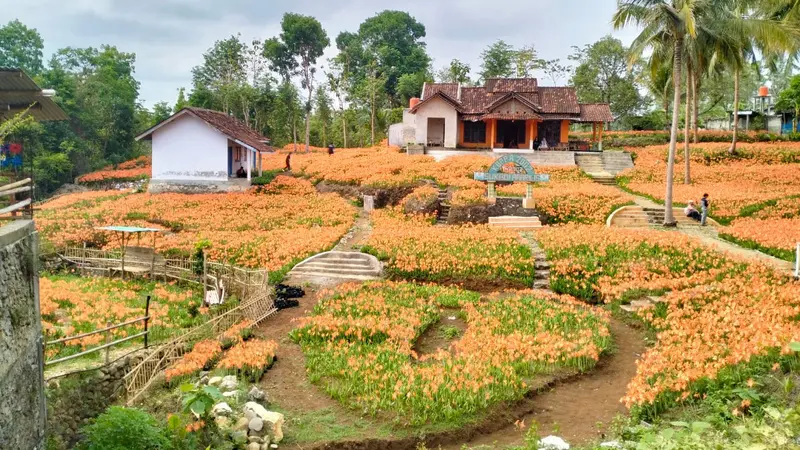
[180,383,222,419]
[80,406,171,450]
[436,59,472,84]
[250,169,282,186]
[33,152,74,194]
[479,40,516,80]
[0,19,44,75]
[776,74,800,132]
[439,325,461,340]
[151,101,173,126]
[569,36,642,122]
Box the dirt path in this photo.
[334,209,372,251]
[440,319,646,449]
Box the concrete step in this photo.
[312,256,374,264]
[535,270,550,278]
[300,261,374,270]
[533,280,550,289]
[288,271,381,281]
[291,266,380,276]
[489,216,542,224]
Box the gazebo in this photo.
[95,226,163,279]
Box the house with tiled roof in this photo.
[136,107,273,192]
[397,78,612,151]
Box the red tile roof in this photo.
[137,107,273,153]
[486,78,538,93]
[579,103,614,122]
[413,78,610,123]
[538,87,581,114]
[409,91,463,113]
[481,112,542,121]
[422,83,459,100]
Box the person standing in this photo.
[328,144,335,156]
[285,152,292,172]
[700,193,710,226]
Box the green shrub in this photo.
[250,170,282,186]
[80,406,170,450]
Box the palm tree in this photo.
[614,0,702,226]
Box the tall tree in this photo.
[479,40,515,80]
[514,45,543,77]
[614,0,701,226]
[174,88,188,112]
[776,74,800,132]
[151,101,172,126]
[436,59,472,84]
[327,64,349,148]
[264,13,329,153]
[0,20,44,75]
[312,87,333,146]
[541,59,572,86]
[570,36,643,123]
[191,35,247,114]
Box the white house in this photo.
[136,107,272,191]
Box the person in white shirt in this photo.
[684,200,701,221]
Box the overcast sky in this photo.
[3,0,639,107]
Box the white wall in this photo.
[414,97,458,148]
[152,114,229,181]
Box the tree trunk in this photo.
[729,67,740,155]
[684,70,692,185]
[664,97,670,129]
[305,81,312,153]
[342,114,348,148]
[370,87,376,146]
[664,37,683,227]
[692,73,700,143]
[292,115,298,153]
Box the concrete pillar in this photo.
[523,183,535,209]
[487,181,497,204]
[246,150,252,181]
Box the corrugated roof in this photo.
[0,68,68,122]
[136,107,273,153]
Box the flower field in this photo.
[536,225,800,419]
[364,209,535,287]
[77,156,152,184]
[41,275,205,359]
[291,281,611,426]
[37,176,356,271]
[619,143,800,219]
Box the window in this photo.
[463,121,487,144]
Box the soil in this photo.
[255,289,355,414]
[413,310,468,358]
[438,319,647,449]
[334,210,372,251]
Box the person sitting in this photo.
[684,200,701,221]
[236,166,246,178]
[533,138,541,150]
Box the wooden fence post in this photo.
[104,321,112,364]
[143,295,151,349]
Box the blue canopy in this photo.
[95,226,162,233]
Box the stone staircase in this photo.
[489,216,542,231]
[528,238,551,290]
[590,174,617,186]
[437,188,450,225]
[288,251,382,281]
[601,152,635,174]
[575,153,606,175]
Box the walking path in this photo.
[620,186,794,275]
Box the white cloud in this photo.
[1,0,640,106]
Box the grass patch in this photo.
[718,233,796,262]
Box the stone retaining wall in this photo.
[448,198,541,225]
[0,220,46,450]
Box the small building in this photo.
[136,107,272,192]
[394,78,613,152]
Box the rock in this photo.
[211,402,233,417]
[247,443,261,450]
[248,386,267,402]
[248,417,264,432]
[260,444,271,450]
[248,436,264,444]
[223,390,239,398]
[200,375,209,385]
[214,416,230,429]
[244,402,285,443]
[270,445,278,449]
[220,375,238,391]
[235,417,250,431]
[539,435,570,450]
[230,430,248,445]
[245,408,256,420]
[600,442,622,449]
[208,376,223,386]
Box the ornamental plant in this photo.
[165,340,223,382]
[217,339,279,382]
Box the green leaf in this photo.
[203,385,222,398]
[669,421,690,428]
[690,421,712,433]
[190,398,208,416]
[180,383,196,393]
[788,342,800,352]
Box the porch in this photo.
[227,139,268,181]
[457,118,603,152]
